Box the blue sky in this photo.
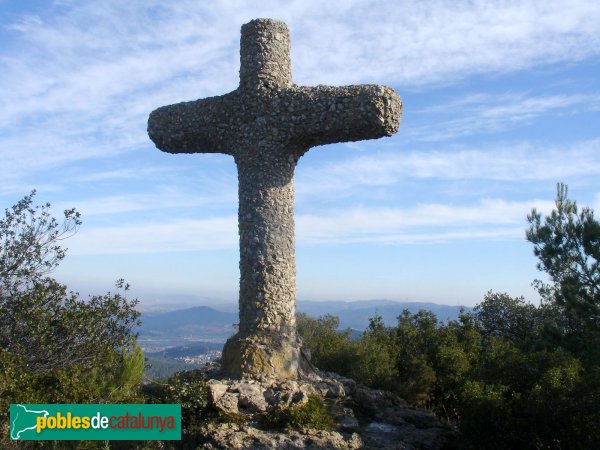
[1,0,599,310]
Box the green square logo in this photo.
[10,404,181,441]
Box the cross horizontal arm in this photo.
[148,93,237,155]
[281,84,401,150]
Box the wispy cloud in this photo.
[1,0,600,186]
[409,93,600,142]
[68,216,238,255]
[54,186,237,217]
[297,198,553,245]
[67,197,553,254]
[292,0,600,86]
[2,0,599,263]
[297,138,600,200]
[71,167,167,183]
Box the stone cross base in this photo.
[221,331,313,380]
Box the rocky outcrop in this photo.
[192,364,457,449]
[199,423,362,450]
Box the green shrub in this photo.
[297,313,356,375]
[288,394,334,430]
[262,394,334,431]
[143,369,209,431]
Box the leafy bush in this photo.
[351,315,398,391]
[262,394,333,431]
[288,394,334,430]
[297,313,355,374]
[143,369,209,431]
[0,190,80,289]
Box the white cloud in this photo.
[296,198,553,245]
[290,0,600,86]
[67,197,553,254]
[1,0,598,265]
[55,186,237,217]
[409,93,600,142]
[71,167,166,183]
[68,216,238,255]
[297,138,600,198]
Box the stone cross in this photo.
[148,18,401,380]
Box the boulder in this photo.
[213,391,239,415]
[236,381,269,412]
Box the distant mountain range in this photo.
[140,305,236,339]
[138,300,470,338]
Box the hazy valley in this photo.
[140,299,469,378]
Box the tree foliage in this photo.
[0,192,143,446]
[527,183,600,305]
[0,190,81,291]
[527,182,600,358]
[474,291,541,345]
[1,278,140,374]
[297,312,355,374]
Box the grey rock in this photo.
[353,386,392,415]
[291,383,317,406]
[236,381,269,412]
[213,391,239,415]
[148,18,402,380]
[336,415,360,433]
[264,380,298,407]
[199,422,363,449]
[316,379,346,398]
[365,421,399,433]
[389,406,444,428]
[207,380,228,403]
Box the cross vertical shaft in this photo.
[222,150,303,379]
[236,153,297,337]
